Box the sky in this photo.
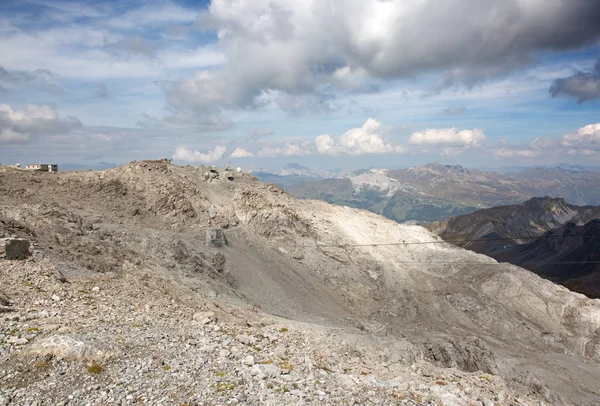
[1,0,600,171]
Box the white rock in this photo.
[91,286,100,293]
[28,335,87,360]
[8,336,28,345]
[237,334,255,345]
[193,311,215,324]
[244,355,255,366]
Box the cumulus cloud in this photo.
[549,57,600,103]
[230,148,254,158]
[169,0,600,113]
[0,103,82,145]
[315,118,402,156]
[409,128,486,147]
[529,123,600,156]
[561,123,600,150]
[172,145,226,163]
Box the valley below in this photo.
[272,163,600,223]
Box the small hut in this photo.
[206,228,227,247]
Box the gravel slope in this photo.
[1,161,600,404]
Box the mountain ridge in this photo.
[2,162,600,404]
[282,163,600,223]
[426,197,600,298]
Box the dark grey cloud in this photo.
[171,0,600,113]
[549,57,600,103]
[442,106,468,116]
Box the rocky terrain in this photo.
[426,197,600,298]
[284,163,600,223]
[1,161,600,405]
[495,220,600,299]
[427,197,600,253]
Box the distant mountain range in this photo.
[263,163,600,223]
[427,197,600,298]
[251,163,342,188]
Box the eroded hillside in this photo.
[1,161,600,405]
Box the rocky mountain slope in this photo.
[426,198,600,298]
[427,197,600,253]
[1,161,600,405]
[285,163,600,223]
[495,220,600,299]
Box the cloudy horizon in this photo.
[1,0,600,171]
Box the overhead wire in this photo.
[247,230,600,248]
[244,230,600,265]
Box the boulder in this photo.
[28,335,87,360]
[27,334,113,361]
[0,237,30,260]
[193,311,216,324]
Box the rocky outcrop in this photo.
[427,198,600,297]
[496,219,600,298]
[0,237,30,260]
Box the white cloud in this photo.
[561,123,600,149]
[257,142,310,157]
[169,0,600,113]
[531,136,556,149]
[0,128,29,144]
[173,145,226,163]
[530,123,600,156]
[315,118,402,156]
[0,103,82,145]
[230,148,254,158]
[409,128,486,147]
[491,148,538,158]
[567,148,597,156]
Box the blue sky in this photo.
[1,0,599,170]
